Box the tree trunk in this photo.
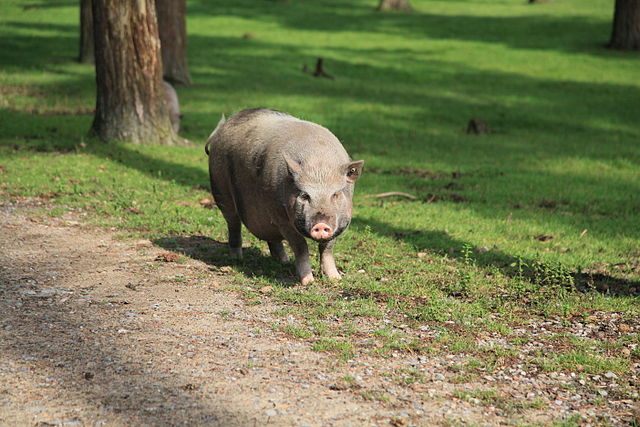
[609,0,640,50]
[78,0,93,63]
[377,0,413,11]
[90,0,180,145]
[155,0,192,86]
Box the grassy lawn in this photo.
[1,0,639,415]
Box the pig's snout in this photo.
[310,223,333,241]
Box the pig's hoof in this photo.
[299,273,314,286]
[229,247,243,259]
[326,272,342,281]
[322,267,342,281]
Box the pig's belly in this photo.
[241,210,286,242]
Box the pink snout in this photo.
[310,223,333,240]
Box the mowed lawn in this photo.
[1,0,639,414]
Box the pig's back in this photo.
[209,109,349,240]
[214,109,349,186]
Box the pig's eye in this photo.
[332,192,340,201]
[299,192,311,202]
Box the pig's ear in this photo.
[344,160,364,184]
[283,154,303,180]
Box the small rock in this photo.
[259,286,274,294]
[328,381,349,391]
[265,409,277,417]
[604,372,617,379]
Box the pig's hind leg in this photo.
[268,241,289,262]
[210,178,243,259]
[224,214,243,259]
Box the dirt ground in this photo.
[0,202,637,426]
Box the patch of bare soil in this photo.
[0,202,636,426]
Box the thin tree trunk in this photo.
[377,0,413,11]
[609,0,640,50]
[78,0,93,63]
[156,0,191,86]
[90,0,180,145]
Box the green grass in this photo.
[1,0,639,386]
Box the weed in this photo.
[311,337,355,360]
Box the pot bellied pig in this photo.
[163,80,181,133]
[205,108,364,285]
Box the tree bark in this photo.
[78,0,93,63]
[377,0,413,11]
[609,0,640,50]
[155,0,192,86]
[90,0,180,145]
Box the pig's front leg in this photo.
[319,240,341,280]
[281,229,314,285]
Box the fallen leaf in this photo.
[535,234,554,242]
[155,252,179,262]
[259,286,274,294]
[200,198,215,209]
[617,323,632,333]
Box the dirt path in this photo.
[0,203,635,426]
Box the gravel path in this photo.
[0,202,637,426]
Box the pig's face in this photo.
[285,156,364,242]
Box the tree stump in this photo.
[466,119,489,135]
[377,0,413,11]
[303,58,334,79]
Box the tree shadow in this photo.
[189,0,616,56]
[354,216,640,297]
[0,249,254,425]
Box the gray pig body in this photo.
[206,108,364,285]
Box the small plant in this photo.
[311,337,355,360]
[284,324,313,339]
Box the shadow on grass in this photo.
[354,216,640,297]
[153,235,299,286]
[189,0,615,55]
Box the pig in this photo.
[205,108,364,285]
[163,80,181,133]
